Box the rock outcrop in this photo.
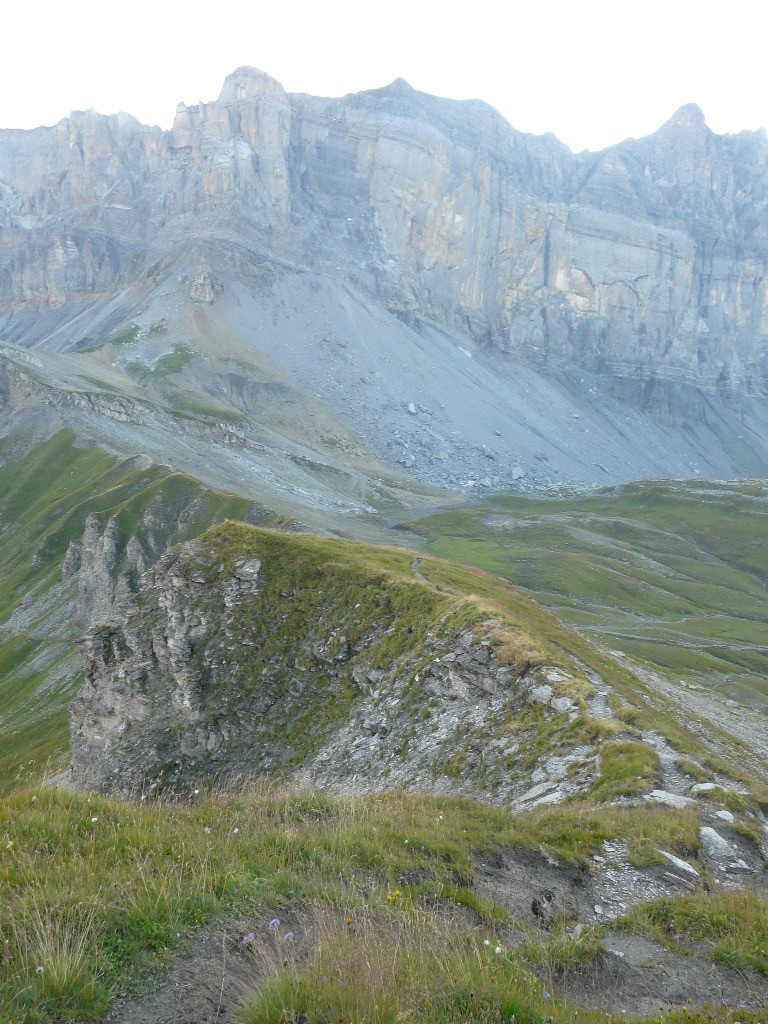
[63,489,260,628]
[69,524,601,798]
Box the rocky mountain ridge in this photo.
[68,524,768,824]
[1,68,768,495]
[2,71,767,396]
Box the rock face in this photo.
[1,70,767,417]
[69,524,599,798]
[65,490,256,628]
[73,509,167,626]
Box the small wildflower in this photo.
[404,839,409,844]
[681,1007,688,1014]
[91,817,98,823]
[233,827,239,834]
[738,1000,746,1008]
[283,932,294,942]
[438,814,444,820]
[35,966,44,974]
[494,946,502,955]
[394,889,401,896]
[241,933,255,945]
[203,826,211,834]
[31,796,36,802]
[386,894,393,901]
[345,917,352,925]
[543,992,551,1000]
[565,926,572,933]
[193,789,199,795]
[483,939,490,946]
[268,918,280,932]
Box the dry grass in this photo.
[239,908,556,1024]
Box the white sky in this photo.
[2,0,765,152]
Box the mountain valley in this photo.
[0,68,768,1024]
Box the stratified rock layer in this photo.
[1,71,767,405]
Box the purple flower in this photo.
[738,1000,746,1007]
[565,926,572,933]
[543,992,551,1000]
[283,931,294,942]
[241,932,255,945]
[268,918,280,932]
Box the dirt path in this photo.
[105,840,768,1024]
[410,556,429,584]
[102,909,311,1024]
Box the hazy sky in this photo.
[2,0,765,152]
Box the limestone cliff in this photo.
[2,70,767,402]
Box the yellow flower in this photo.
[386,894,393,901]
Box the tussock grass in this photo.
[590,741,660,801]
[8,898,108,1019]
[516,922,604,975]
[239,907,760,1024]
[239,909,551,1024]
[621,891,768,974]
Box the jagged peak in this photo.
[386,77,415,93]
[217,66,286,105]
[662,103,708,132]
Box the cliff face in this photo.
[1,68,767,402]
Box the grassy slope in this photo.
[1,785,759,1024]
[0,431,255,794]
[407,480,768,705]
[0,497,766,1019]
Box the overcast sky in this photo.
[2,0,764,152]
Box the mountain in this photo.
[3,73,768,1022]
[1,68,768,502]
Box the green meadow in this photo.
[406,480,768,706]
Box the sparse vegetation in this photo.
[103,324,140,347]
